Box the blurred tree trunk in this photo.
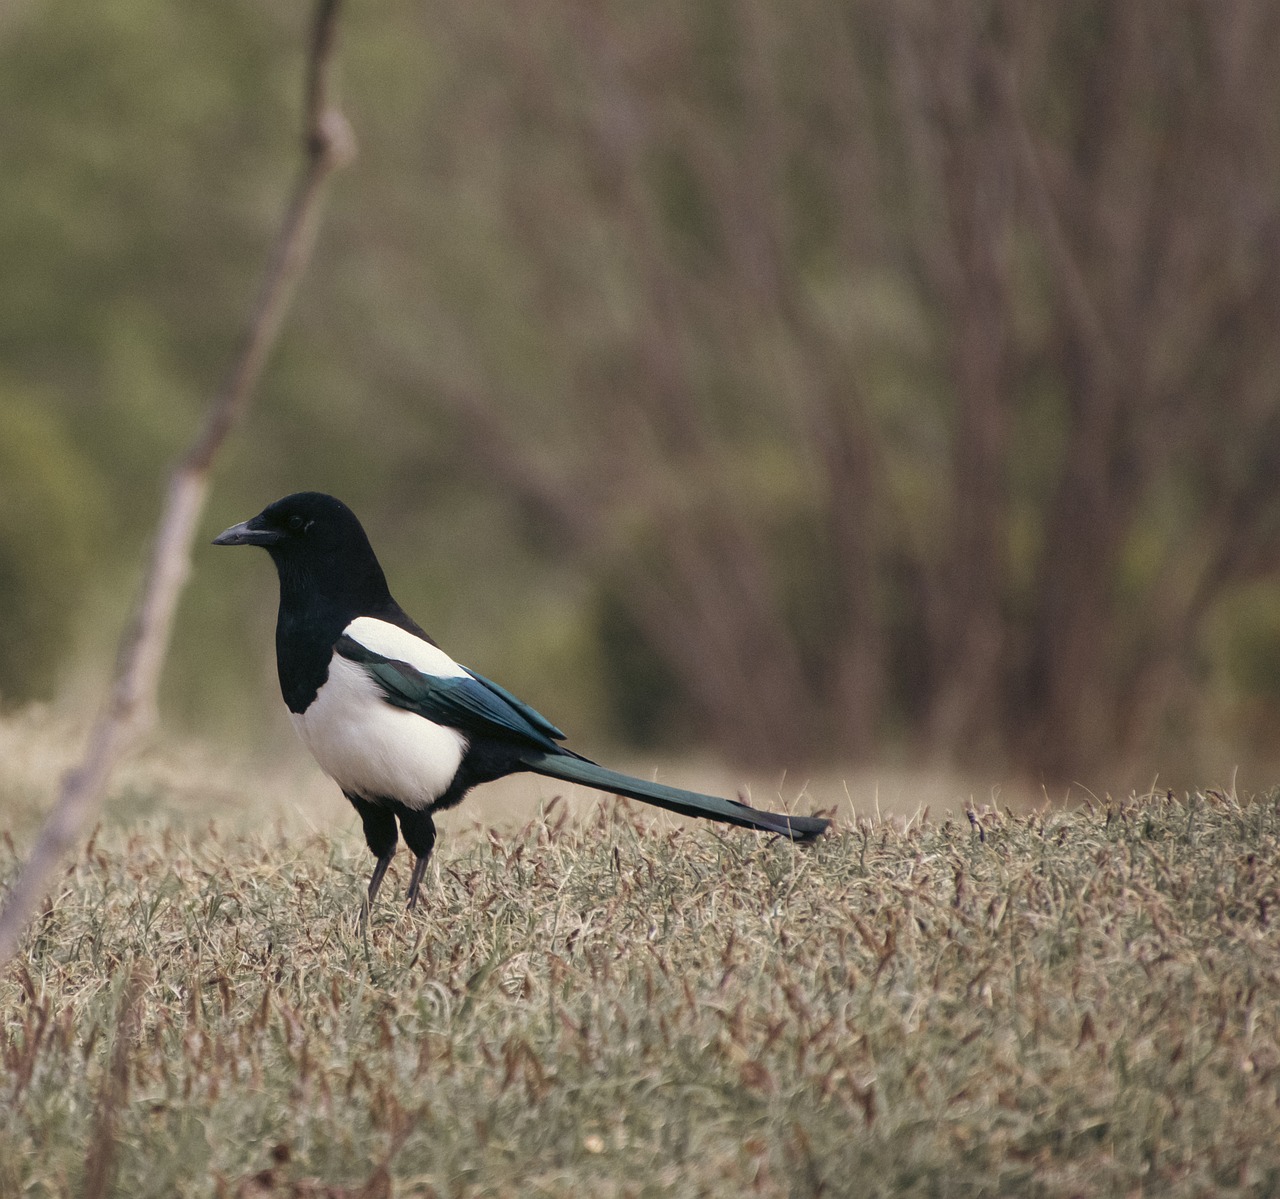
[422,0,1280,782]
[1002,0,1280,777]
[884,5,1017,759]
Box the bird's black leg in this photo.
[397,808,437,911]
[346,793,398,907]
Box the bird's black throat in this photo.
[269,550,433,714]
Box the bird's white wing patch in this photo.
[343,616,469,679]
[290,617,470,809]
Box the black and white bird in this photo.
[213,492,830,910]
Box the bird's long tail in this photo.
[522,754,831,842]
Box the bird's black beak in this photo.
[212,517,282,547]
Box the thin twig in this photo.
[0,0,353,967]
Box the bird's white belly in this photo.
[290,654,468,810]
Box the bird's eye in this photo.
[288,515,305,532]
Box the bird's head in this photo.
[213,492,388,602]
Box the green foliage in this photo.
[592,587,691,751]
[0,387,105,700]
[3,789,1280,1194]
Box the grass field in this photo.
[2,735,1279,1195]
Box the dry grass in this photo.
[3,775,1279,1197]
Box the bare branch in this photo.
[0,0,353,966]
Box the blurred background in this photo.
[4,0,1280,808]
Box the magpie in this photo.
[213,492,831,909]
